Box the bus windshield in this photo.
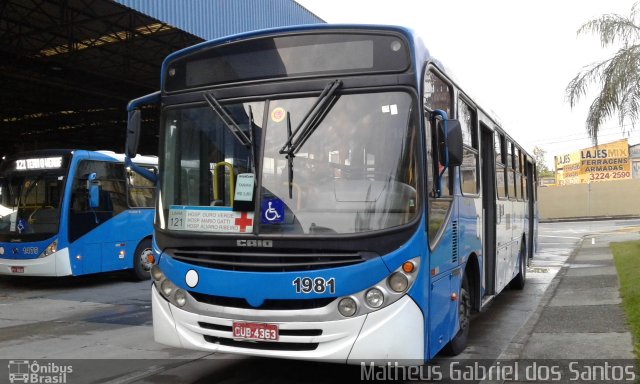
[0,178,10,220]
[0,171,65,241]
[161,91,419,235]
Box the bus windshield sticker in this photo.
[261,198,285,224]
[381,104,398,115]
[234,173,255,202]
[16,218,27,234]
[271,107,286,123]
[168,206,254,233]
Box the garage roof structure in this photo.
[0,0,323,156]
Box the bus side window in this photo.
[496,134,507,199]
[458,99,479,195]
[127,167,156,208]
[506,141,516,199]
[515,148,523,201]
[424,68,454,246]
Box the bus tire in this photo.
[442,272,470,356]
[510,239,527,290]
[131,238,152,281]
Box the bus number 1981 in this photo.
[293,277,335,294]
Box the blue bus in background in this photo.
[126,25,538,363]
[0,149,157,280]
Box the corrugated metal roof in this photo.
[114,0,325,40]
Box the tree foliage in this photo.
[532,146,554,178]
[566,2,640,144]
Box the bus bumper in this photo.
[152,285,424,364]
[0,248,72,276]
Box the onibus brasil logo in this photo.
[8,360,73,384]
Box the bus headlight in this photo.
[174,289,187,307]
[38,239,58,258]
[388,272,409,293]
[338,297,357,317]
[365,288,384,308]
[150,264,165,282]
[160,279,175,297]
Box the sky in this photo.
[295,0,640,168]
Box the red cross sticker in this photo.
[234,212,253,233]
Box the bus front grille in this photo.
[190,292,335,310]
[204,335,319,351]
[168,248,371,272]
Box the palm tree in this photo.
[566,2,640,144]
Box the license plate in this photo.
[232,322,279,341]
[11,266,24,273]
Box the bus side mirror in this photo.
[126,109,141,159]
[445,119,463,167]
[437,118,463,167]
[87,173,100,209]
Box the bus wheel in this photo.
[131,239,152,281]
[443,273,470,356]
[510,239,527,290]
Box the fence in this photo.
[538,179,640,220]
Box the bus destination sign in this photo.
[15,157,63,171]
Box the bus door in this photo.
[480,124,496,296]
[68,164,102,275]
[425,127,460,358]
[68,160,127,274]
[526,161,536,259]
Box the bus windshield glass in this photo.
[160,91,419,235]
[0,156,69,241]
[0,172,66,241]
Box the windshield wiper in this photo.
[204,92,257,174]
[279,80,342,198]
[204,92,252,148]
[279,80,341,156]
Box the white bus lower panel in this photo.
[152,285,424,364]
[0,248,71,276]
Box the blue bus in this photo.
[125,25,538,363]
[0,149,157,280]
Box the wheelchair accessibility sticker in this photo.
[261,199,284,224]
[16,219,27,234]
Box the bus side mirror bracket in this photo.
[87,173,100,209]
